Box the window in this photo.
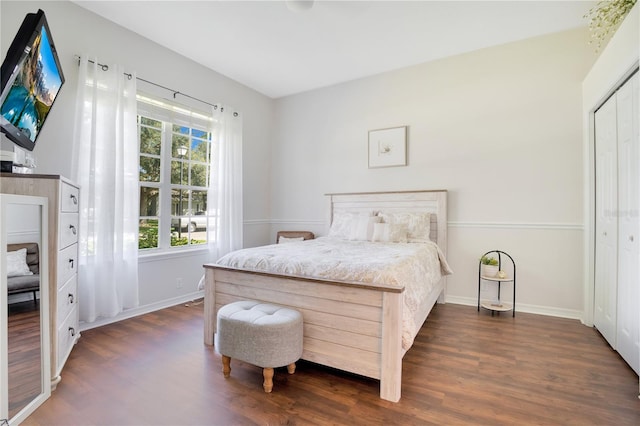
[137,95,213,251]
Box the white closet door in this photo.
[594,93,619,348]
[615,73,639,375]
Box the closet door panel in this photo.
[594,94,619,348]
[616,73,639,374]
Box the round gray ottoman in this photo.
[216,300,303,392]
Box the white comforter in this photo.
[216,237,453,349]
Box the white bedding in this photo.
[216,237,453,349]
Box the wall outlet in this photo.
[176,278,183,289]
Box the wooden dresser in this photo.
[1,173,80,388]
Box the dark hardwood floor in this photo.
[23,301,639,425]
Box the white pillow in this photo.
[349,214,382,241]
[379,212,431,243]
[6,248,34,277]
[328,211,355,239]
[371,222,408,243]
[328,211,375,239]
[278,236,305,243]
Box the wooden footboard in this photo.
[203,265,405,402]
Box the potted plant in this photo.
[480,255,499,278]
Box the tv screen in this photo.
[0,9,64,152]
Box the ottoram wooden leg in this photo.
[263,367,274,393]
[287,363,296,374]
[222,355,231,378]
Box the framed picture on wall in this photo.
[368,126,407,168]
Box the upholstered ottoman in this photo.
[216,300,303,392]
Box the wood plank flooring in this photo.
[8,300,42,419]
[22,301,639,425]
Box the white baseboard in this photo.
[445,295,583,321]
[79,290,204,332]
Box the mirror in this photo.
[1,194,50,425]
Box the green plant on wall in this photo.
[584,0,637,52]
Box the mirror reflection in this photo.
[6,203,43,419]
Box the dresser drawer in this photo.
[57,306,79,372]
[60,182,79,213]
[57,244,78,287]
[58,213,79,249]
[57,275,78,324]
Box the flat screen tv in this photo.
[0,9,64,152]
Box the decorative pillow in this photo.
[6,248,34,278]
[278,236,305,243]
[379,212,431,243]
[328,211,356,239]
[349,214,382,241]
[328,211,375,239]
[371,222,408,243]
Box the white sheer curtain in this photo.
[207,105,243,261]
[71,56,139,323]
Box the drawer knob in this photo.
[69,327,76,337]
[70,194,78,205]
[68,293,74,304]
[630,235,635,242]
[69,224,77,235]
[69,258,74,269]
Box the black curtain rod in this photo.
[74,55,233,114]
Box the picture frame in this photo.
[368,126,407,168]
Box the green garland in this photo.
[584,0,637,51]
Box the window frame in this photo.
[137,104,213,253]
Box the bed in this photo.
[203,190,449,402]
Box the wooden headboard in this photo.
[325,190,448,255]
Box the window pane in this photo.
[170,228,189,247]
[139,156,161,182]
[172,124,189,135]
[140,126,161,155]
[172,135,189,158]
[171,188,189,215]
[192,129,207,139]
[170,214,192,248]
[139,219,158,249]
[139,187,160,216]
[191,190,207,216]
[191,164,208,187]
[190,236,206,246]
[141,116,161,129]
[171,160,188,185]
[191,138,208,162]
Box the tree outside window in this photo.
[137,115,212,250]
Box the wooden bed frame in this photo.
[203,190,448,402]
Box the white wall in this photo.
[1,1,274,319]
[2,1,608,322]
[271,28,597,318]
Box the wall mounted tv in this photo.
[0,9,64,152]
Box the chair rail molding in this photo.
[448,221,583,231]
[251,220,583,231]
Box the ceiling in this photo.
[72,1,596,99]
